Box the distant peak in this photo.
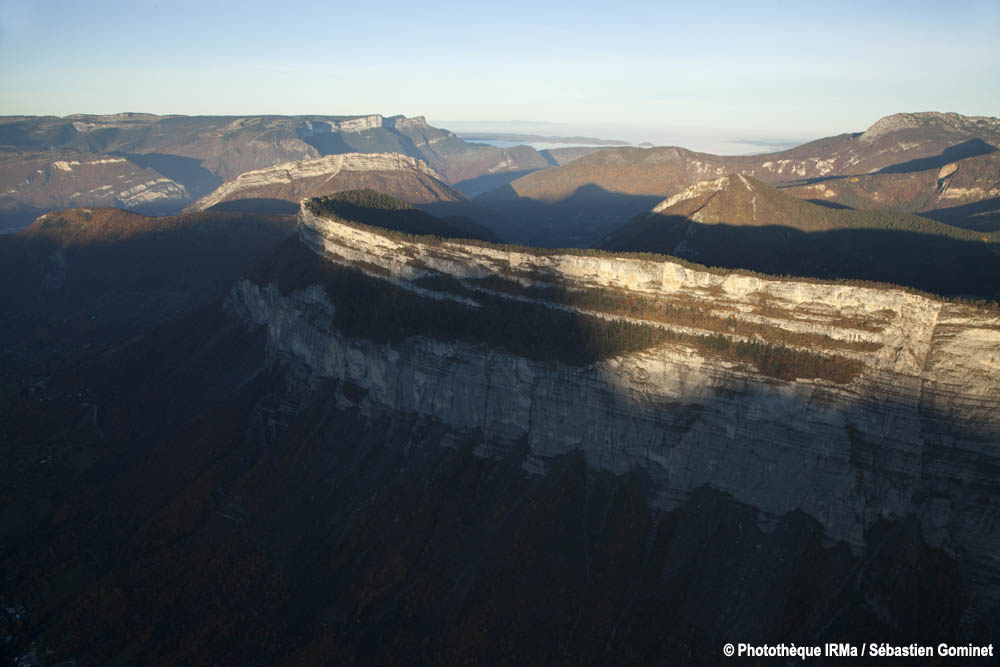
[859,111,1000,144]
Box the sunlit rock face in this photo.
[190,152,458,210]
[0,154,191,217]
[226,201,1000,609]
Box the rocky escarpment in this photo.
[190,152,463,211]
[0,151,190,228]
[226,201,1000,613]
[603,174,1000,298]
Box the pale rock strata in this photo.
[192,153,444,211]
[116,178,189,207]
[227,203,1000,610]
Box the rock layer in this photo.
[190,152,461,210]
[226,202,1000,610]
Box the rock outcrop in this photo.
[190,152,463,211]
[0,152,190,227]
[603,174,1000,298]
[226,201,1000,613]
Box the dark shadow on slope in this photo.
[877,139,997,174]
[0,213,295,376]
[598,211,691,255]
[206,198,301,215]
[0,250,995,663]
[0,120,78,148]
[118,152,223,198]
[299,125,429,163]
[805,198,853,210]
[67,126,123,153]
[299,130,355,156]
[921,196,1000,232]
[0,121,36,146]
[201,196,508,244]
[476,183,663,248]
[777,174,851,187]
[1,196,997,663]
[783,140,998,188]
[416,201,504,242]
[248,238,688,365]
[0,200,46,232]
[538,150,560,166]
[452,169,542,197]
[604,217,1000,299]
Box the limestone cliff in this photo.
[225,201,1000,612]
[603,174,1000,298]
[0,152,190,224]
[190,152,462,211]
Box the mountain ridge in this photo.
[190,152,459,211]
[0,113,556,230]
[3,194,998,663]
[601,174,1000,298]
[476,111,1000,246]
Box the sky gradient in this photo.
[1,0,997,147]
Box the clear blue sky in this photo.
[1,0,997,144]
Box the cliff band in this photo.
[225,200,1000,612]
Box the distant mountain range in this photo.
[458,132,629,146]
[0,113,561,230]
[5,110,998,250]
[476,112,1000,246]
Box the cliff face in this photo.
[225,202,1000,609]
[0,152,190,227]
[603,174,1000,298]
[190,152,462,210]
